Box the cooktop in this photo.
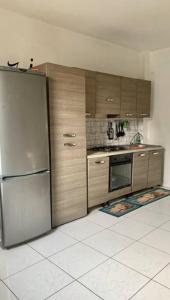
[89,145,126,152]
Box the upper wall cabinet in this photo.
[120,77,137,118]
[137,79,151,118]
[95,73,121,116]
[85,71,96,116]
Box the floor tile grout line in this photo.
[2,257,45,281]
[128,278,153,300]
[77,257,110,281]
[1,279,20,300]
[48,252,109,281]
[44,280,76,300]
[152,278,170,290]
[47,256,79,281]
[111,256,151,280]
[107,225,156,242]
[76,280,104,300]
[125,214,170,228]
[152,262,170,279]
[138,239,170,256]
[28,239,80,259]
[86,214,129,228]
[82,235,136,259]
[129,277,170,300]
[58,224,106,243]
[111,216,170,243]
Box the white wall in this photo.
[145,49,170,186]
[0,8,144,78]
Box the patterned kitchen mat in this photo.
[126,188,170,206]
[100,187,170,217]
[100,199,140,217]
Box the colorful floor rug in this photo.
[100,188,170,217]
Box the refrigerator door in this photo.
[1,171,51,247]
[0,70,49,176]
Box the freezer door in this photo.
[0,70,49,176]
[1,171,51,247]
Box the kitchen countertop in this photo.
[87,144,164,159]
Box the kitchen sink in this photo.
[122,144,147,150]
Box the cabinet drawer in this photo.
[148,150,164,187]
[132,151,149,192]
[88,157,109,176]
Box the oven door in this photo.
[109,161,132,192]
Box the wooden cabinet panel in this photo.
[121,77,137,118]
[37,63,87,226]
[137,79,151,117]
[85,71,96,116]
[132,152,149,192]
[88,157,109,208]
[96,73,121,116]
[148,150,164,187]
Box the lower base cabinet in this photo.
[88,157,109,208]
[148,150,164,187]
[88,149,164,208]
[132,152,149,192]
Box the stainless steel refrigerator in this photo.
[0,68,51,248]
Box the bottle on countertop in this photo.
[107,121,114,140]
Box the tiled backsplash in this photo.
[86,118,144,148]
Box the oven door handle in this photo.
[110,161,132,166]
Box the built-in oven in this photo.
[109,153,132,192]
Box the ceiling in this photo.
[0,0,170,51]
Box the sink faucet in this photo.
[130,132,144,145]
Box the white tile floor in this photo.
[1,195,170,299]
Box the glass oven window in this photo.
[110,163,132,191]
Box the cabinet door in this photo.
[85,71,96,116]
[137,79,151,117]
[88,157,109,208]
[148,150,164,187]
[38,63,87,226]
[132,152,149,192]
[96,73,121,116]
[121,77,137,118]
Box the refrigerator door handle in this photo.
[3,170,50,181]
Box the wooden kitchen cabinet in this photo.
[85,70,96,116]
[88,157,109,208]
[147,150,164,187]
[37,63,87,226]
[95,73,121,116]
[132,151,149,192]
[121,77,137,118]
[137,79,151,117]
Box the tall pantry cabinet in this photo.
[38,63,87,226]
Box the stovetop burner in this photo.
[89,145,126,152]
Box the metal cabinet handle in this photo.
[126,113,133,117]
[153,152,159,155]
[95,160,105,164]
[140,113,148,116]
[139,153,145,157]
[106,98,114,102]
[63,133,76,137]
[64,143,77,147]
